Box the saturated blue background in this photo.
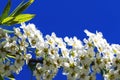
[1,0,120,80]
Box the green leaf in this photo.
[0,75,4,80]
[0,0,11,22]
[3,29,14,33]
[8,74,15,80]
[30,0,34,3]
[6,21,18,26]
[1,17,14,24]
[7,54,16,58]
[9,0,24,17]
[13,14,35,23]
[10,0,34,17]
[6,14,35,25]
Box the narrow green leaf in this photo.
[6,31,14,34]
[8,74,15,80]
[0,0,11,22]
[1,17,14,24]
[10,0,34,17]
[13,14,35,23]
[0,75,4,80]
[7,54,15,58]
[30,0,34,3]
[9,0,24,17]
[3,29,14,33]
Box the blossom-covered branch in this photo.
[0,23,120,80]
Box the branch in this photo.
[28,58,44,64]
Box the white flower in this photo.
[111,44,120,54]
[24,54,32,64]
[56,38,66,50]
[0,50,7,58]
[45,32,57,47]
[4,39,19,54]
[84,29,110,53]
[0,62,13,77]
[64,62,70,67]
[64,36,83,49]
[0,28,6,39]
[14,55,24,74]
[18,38,29,51]
[61,48,70,58]
[20,23,44,48]
[14,27,23,38]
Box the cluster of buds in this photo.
[0,23,120,80]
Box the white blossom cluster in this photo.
[0,27,31,78]
[0,23,120,80]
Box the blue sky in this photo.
[1,0,120,80]
[29,0,120,44]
